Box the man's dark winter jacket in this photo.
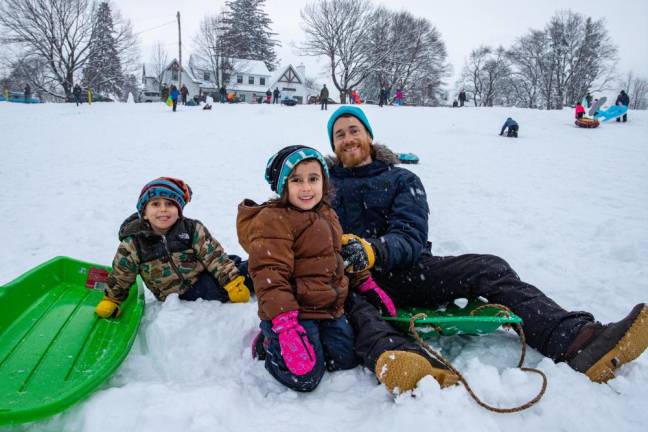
[616,91,630,106]
[328,144,431,274]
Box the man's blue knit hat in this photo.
[327,106,374,149]
[265,145,329,196]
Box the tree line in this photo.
[457,10,647,110]
[2,1,645,108]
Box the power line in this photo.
[133,20,176,36]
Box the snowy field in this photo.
[1,100,647,432]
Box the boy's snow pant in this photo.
[179,254,253,301]
[346,292,431,371]
[172,99,178,112]
[260,315,358,392]
[373,254,594,362]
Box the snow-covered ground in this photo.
[1,100,647,432]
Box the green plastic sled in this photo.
[0,256,144,425]
[383,298,523,338]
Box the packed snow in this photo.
[1,100,647,432]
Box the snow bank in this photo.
[0,101,647,432]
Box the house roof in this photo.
[142,63,160,79]
[163,59,201,84]
[270,64,305,87]
[189,54,270,76]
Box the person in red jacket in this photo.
[575,101,586,119]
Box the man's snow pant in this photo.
[346,292,431,371]
[373,254,594,362]
[260,315,358,392]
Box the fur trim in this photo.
[326,142,401,168]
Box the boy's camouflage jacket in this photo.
[106,213,239,301]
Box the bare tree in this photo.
[361,8,448,106]
[150,41,169,84]
[0,0,137,100]
[193,12,231,88]
[300,0,386,103]
[621,71,648,110]
[459,46,509,106]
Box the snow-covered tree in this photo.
[194,12,232,87]
[360,8,448,106]
[82,2,124,98]
[459,46,510,107]
[0,0,137,100]
[222,0,278,70]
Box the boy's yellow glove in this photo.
[95,295,122,318]
[224,275,251,303]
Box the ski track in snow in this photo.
[1,101,647,432]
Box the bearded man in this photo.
[327,106,648,384]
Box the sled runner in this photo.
[397,152,420,164]
[384,298,523,338]
[0,256,144,425]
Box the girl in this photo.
[237,146,358,392]
[95,177,251,318]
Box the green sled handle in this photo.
[383,298,523,337]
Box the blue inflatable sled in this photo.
[398,153,419,164]
[595,105,627,122]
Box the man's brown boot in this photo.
[566,303,648,382]
[375,350,459,394]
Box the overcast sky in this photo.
[113,0,648,93]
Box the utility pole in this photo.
[177,11,182,89]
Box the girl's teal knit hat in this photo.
[265,145,329,195]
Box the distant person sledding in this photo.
[499,117,519,138]
[574,101,600,128]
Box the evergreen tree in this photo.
[222,0,278,70]
[82,2,124,97]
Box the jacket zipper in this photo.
[320,212,341,310]
[161,234,193,292]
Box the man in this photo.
[24,83,31,101]
[180,84,189,105]
[499,117,519,137]
[458,89,467,107]
[615,90,630,122]
[219,85,227,103]
[378,86,387,107]
[72,84,82,106]
[273,88,280,104]
[327,105,647,385]
[320,84,329,110]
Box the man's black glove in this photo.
[340,234,376,273]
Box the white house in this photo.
[189,54,272,103]
[269,63,317,104]
[142,56,318,104]
[158,59,202,97]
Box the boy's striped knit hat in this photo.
[136,177,193,216]
[265,145,329,196]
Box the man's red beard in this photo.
[335,140,372,167]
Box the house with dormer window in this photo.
[269,64,315,104]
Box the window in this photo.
[203,71,210,81]
[172,70,178,81]
[249,76,254,85]
[260,77,265,86]
[237,75,243,84]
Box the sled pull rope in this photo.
[409,305,547,413]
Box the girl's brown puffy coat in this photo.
[237,199,348,321]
